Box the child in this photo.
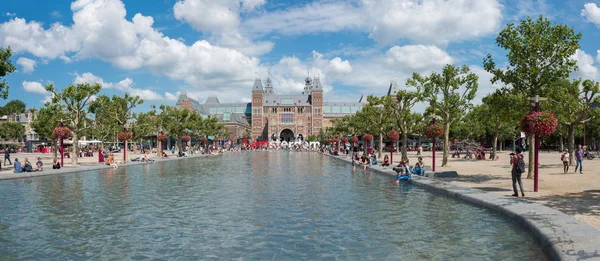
[561,149,569,173]
[36,157,44,171]
[52,158,61,169]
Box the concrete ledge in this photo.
[0,153,220,181]
[326,154,600,261]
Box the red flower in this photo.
[157,132,168,141]
[387,130,399,141]
[52,126,72,139]
[351,135,358,143]
[118,131,132,141]
[520,111,558,137]
[424,124,444,138]
[341,137,349,143]
[182,135,191,142]
[362,134,373,142]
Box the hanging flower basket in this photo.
[351,135,359,143]
[118,131,132,141]
[342,137,348,143]
[182,135,191,142]
[362,134,373,142]
[451,138,458,144]
[200,137,208,144]
[520,111,558,137]
[52,126,72,139]
[157,132,168,141]
[424,124,444,138]
[334,138,340,144]
[387,130,399,141]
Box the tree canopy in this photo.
[0,47,16,100]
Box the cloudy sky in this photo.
[2,0,600,110]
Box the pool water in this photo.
[0,151,545,260]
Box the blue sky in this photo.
[1,0,600,112]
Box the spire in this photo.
[252,76,264,93]
[265,68,274,94]
[387,80,399,96]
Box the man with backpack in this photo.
[510,148,526,197]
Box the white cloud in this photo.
[165,91,181,101]
[73,72,165,100]
[173,0,272,56]
[0,18,79,59]
[582,3,600,26]
[16,57,36,73]
[244,0,502,45]
[5,12,16,17]
[571,49,598,81]
[385,45,453,70]
[42,94,54,104]
[50,11,63,19]
[327,57,352,74]
[22,81,48,95]
[597,50,600,63]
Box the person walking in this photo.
[4,147,12,166]
[574,144,584,174]
[510,148,525,197]
[560,149,569,174]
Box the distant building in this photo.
[177,75,376,142]
[0,110,37,142]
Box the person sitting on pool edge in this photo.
[413,157,425,176]
[381,155,390,167]
[23,158,33,172]
[370,154,377,165]
[396,168,412,184]
[52,158,61,169]
[13,158,23,173]
[36,157,43,171]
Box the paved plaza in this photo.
[393,149,600,230]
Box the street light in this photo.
[376,104,384,159]
[528,95,547,193]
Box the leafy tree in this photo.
[90,94,143,158]
[479,90,527,159]
[0,47,16,99]
[0,99,26,115]
[352,95,392,157]
[158,105,201,154]
[306,135,317,142]
[387,84,425,160]
[31,103,66,158]
[483,15,581,178]
[45,83,102,165]
[546,79,600,164]
[416,64,478,167]
[0,122,25,141]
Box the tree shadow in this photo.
[438,174,511,183]
[529,190,600,217]
[475,187,513,192]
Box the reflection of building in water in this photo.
[177,75,385,142]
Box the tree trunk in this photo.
[71,131,79,165]
[157,138,162,159]
[492,134,498,160]
[526,135,533,179]
[53,138,58,159]
[378,133,383,159]
[124,139,128,162]
[401,132,408,161]
[559,136,564,152]
[568,124,575,166]
[442,122,450,167]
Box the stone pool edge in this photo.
[326,154,600,261]
[0,153,221,181]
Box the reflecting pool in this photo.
[0,151,545,260]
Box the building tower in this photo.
[311,76,324,135]
[251,77,264,140]
[388,80,400,103]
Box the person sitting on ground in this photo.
[413,157,425,176]
[52,158,61,169]
[370,154,377,165]
[144,152,155,163]
[382,155,390,167]
[162,151,168,158]
[36,157,43,171]
[13,158,23,173]
[23,158,33,172]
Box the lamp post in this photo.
[432,117,436,172]
[529,95,547,192]
[376,104,385,159]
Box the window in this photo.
[332,106,341,113]
[283,107,292,112]
[223,112,231,122]
[281,98,294,105]
[253,108,261,115]
[263,107,268,113]
[271,107,278,114]
[306,107,311,113]
[298,107,304,113]
[323,106,331,113]
[280,113,293,124]
[341,106,350,113]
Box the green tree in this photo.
[387,84,425,161]
[158,105,202,154]
[0,122,25,141]
[546,79,600,164]
[31,103,66,159]
[416,64,478,167]
[352,95,392,157]
[45,83,102,165]
[483,15,581,178]
[90,94,143,158]
[0,47,16,99]
[479,90,527,159]
[0,99,26,115]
